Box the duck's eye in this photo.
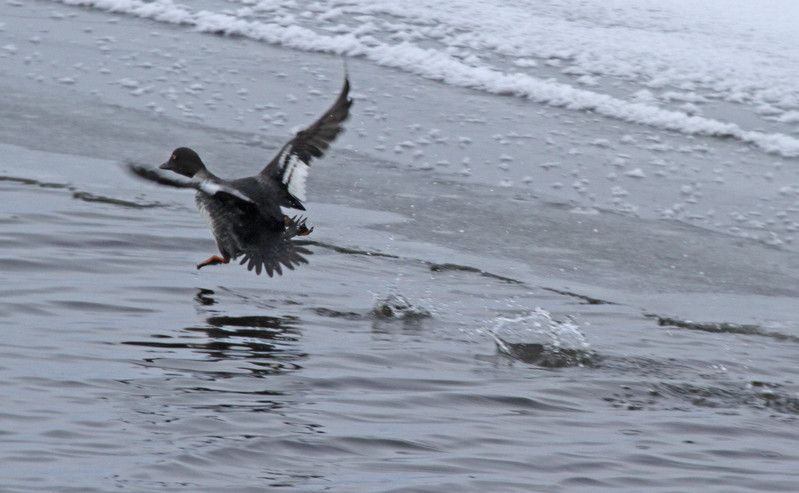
[171,154,176,161]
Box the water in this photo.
[2,1,799,491]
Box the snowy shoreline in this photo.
[48,0,799,158]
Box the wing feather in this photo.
[259,77,352,209]
[127,163,254,204]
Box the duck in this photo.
[129,76,352,276]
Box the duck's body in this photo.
[130,77,352,276]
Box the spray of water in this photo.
[489,308,595,367]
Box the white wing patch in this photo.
[280,151,309,202]
[197,179,254,204]
[198,180,224,195]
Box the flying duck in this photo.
[129,76,352,276]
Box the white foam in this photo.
[54,0,799,158]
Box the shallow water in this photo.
[4,132,799,492]
[2,2,799,492]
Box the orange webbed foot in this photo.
[197,255,230,270]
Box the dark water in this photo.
[2,3,799,492]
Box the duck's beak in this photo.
[159,161,172,170]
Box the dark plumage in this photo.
[129,76,352,276]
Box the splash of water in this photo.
[372,292,432,320]
[490,308,594,368]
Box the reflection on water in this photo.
[123,289,308,377]
[194,287,217,306]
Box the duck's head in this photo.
[160,147,206,178]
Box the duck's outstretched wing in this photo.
[258,76,353,210]
[127,163,254,204]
